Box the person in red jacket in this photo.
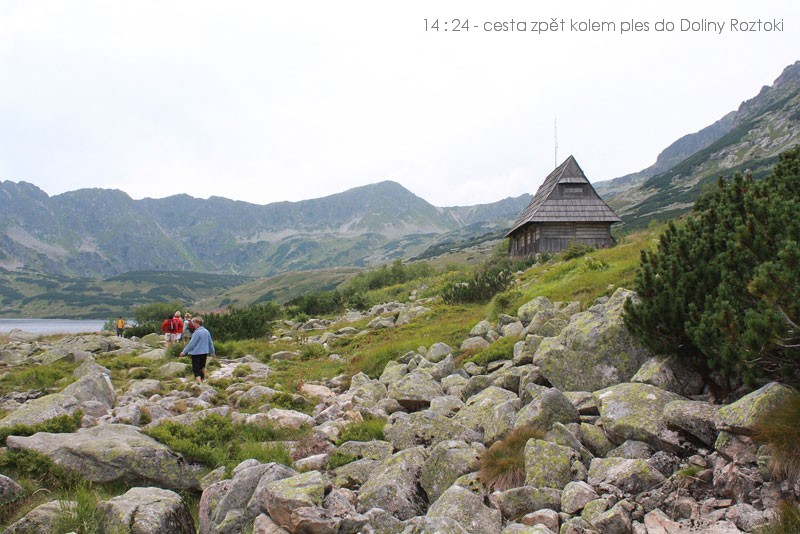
[161,311,184,347]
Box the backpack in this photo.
[164,319,175,333]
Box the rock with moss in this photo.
[524,439,581,490]
[380,361,409,384]
[336,440,394,461]
[664,399,720,447]
[420,440,482,503]
[593,382,685,453]
[587,457,666,494]
[533,289,653,392]
[387,370,444,411]
[427,342,453,363]
[263,470,326,531]
[518,296,556,324]
[0,474,23,507]
[716,382,797,434]
[0,392,81,429]
[357,447,428,520]
[546,423,594,466]
[426,485,502,534]
[6,423,201,491]
[515,385,580,432]
[331,458,382,489]
[490,486,562,520]
[3,499,73,534]
[579,422,615,458]
[631,356,704,397]
[454,386,519,435]
[99,486,195,534]
[589,499,633,533]
[561,480,599,515]
[125,379,163,398]
[384,411,482,451]
[64,370,116,407]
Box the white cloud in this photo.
[0,0,796,206]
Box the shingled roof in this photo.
[505,155,621,236]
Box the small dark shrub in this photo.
[477,425,545,491]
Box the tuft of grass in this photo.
[327,452,358,470]
[756,501,800,534]
[144,412,307,474]
[53,482,102,534]
[751,391,800,481]
[336,416,387,445]
[0,362,76,396]
[0,411,83,445]
[477,425,546,492]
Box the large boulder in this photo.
[593,382,685,453]
[419,440,482,504]
[98,487,195,534]
[533,289,653,391]
[387,370,445,411]
[3,500,71,533]
[0,392,80,429]
[453,386,519,437]
[263,471,326,532]
[631,356,704,397]
[664,399,721,446]
[524,439,581,490]
[384,411,482,450]
[587,457,666,494]
[6,424,201,491]
[357,447,428,520]
[426,485,502,534]
[61,371,116,409]
[716,382,797,434]
[515,385,580,432]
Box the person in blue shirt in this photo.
[179,316,215,384]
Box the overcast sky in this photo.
[0,1,796,207]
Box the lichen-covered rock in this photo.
[490,486,562,519]
[664,399,720,446]
[545,423,594,466]
[579,422,615,458]
[420,440,481,503]
[470,320,493,337]
[524,439,581,490]
[336,440,394,461]
[593,383,685,453]
[454,386,519,435]
[561,480,599,515]
[402,516,470,533]
[388,370,445,411]
[0,392,80,429]
[426,485,502,534]
[384,411,482,450]
[515,385,579,432]
[518,296,555,324]
[6,424,201,490]
[588,457,666,494]
[357,447,428,520]
[99,487,195,534]
[460,337,490,352]
[533,289,653,392]
[0,474,23,508]
[589,499,633,534]
[263,470,326,531]
[3,500,71,534]
[380,361,409,384]
[716,382,797,434]
[631,356,704,397]
[426,342,453,363]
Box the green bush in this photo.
[203,302,280,342]
[326,452,358,470]
[145,412,306,473]
[561,241,596,260]
[0,411,83,445]
[442,266,513,304]
[624,146,800,390]
[300,344,328,361]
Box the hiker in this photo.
[115,316,125,337]
[180,316,215,384]
[183,312,193,343]
[172,311,184,343]
[161,313,181,347]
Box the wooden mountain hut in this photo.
[506,155,621,256]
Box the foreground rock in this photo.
[6,424,201,491]
[99,487,195,534]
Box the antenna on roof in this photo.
[554,117,558,168]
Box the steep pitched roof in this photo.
[506,155,621,237]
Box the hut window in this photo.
[563,187,584,195]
